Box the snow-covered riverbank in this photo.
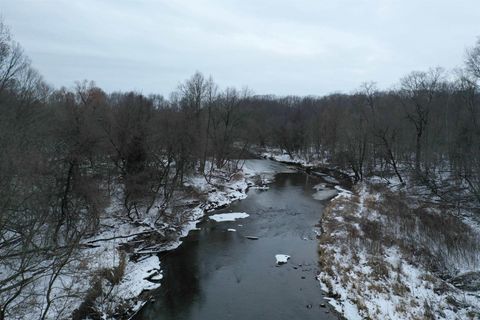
[3,159,294,320]
[86,160,297,319]
[318,181,480,320]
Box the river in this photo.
[134,160,339,320]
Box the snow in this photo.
[275,254,290,264]
[260,147,328,168]
[312,183,339,200]
[227,228,236,232]
[209,212,250,222]
[240,159,296,187]
[317,181,480,320]
[333,185,353,199]
[313,189,338,201]
[322,175,339,184]
[112,255,161,301]
[242,159,296,175]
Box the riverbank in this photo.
[260,148,352,189]
[74,169,253,319]
[8,160,292,320]
[318,180,480,320]
[261,147,480,319]
[77,161,290,319]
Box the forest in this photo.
[1,17,480,319]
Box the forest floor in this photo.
[263,148,480,320]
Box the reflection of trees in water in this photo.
[157,240,203,320]
[273,173,319,195]
[135,220,244,319]
[274,172,316,188]
[149,225,243,318]
[274,173,291,187]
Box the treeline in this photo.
[1,19,480,318]
[240,64,480,205]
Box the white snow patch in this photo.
[333,185,353,199]
[209,212,249,222]
[275,254,290,264]
[323,175,339,184]
[313,189,338,201]
[313,183,340,200]
[114,255,161,299]
[242,159,295,175]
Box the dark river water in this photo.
[135,165,338,320]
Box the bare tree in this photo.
[466,37,480,80]
[0,21,29,97]
[399,67,444,174]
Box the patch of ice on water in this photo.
[313,189,338,200]
[323,175,339,184]
[242,159,295,176]
[313,183,327,190]
[275,254,290,264]
[209,212,249,222]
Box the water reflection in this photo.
[149,240,202,319]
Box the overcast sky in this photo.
[1,0,479,96]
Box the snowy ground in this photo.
[260,147,327,167]
[317,182,480,320]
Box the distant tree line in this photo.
[1,18,480,318]
[239,59,480,206]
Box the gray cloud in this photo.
[2,0,479,96]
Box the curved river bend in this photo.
[135,161,339,320]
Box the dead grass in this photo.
[467,310,480,319]
[72,277,103,320]
[364,184,480,275]
[367,256,390,281]
[419,273,437,283]
[318,248,336,279]
[364,194,380,211]
[395,300,407,314]
[73,251,127,319]
[230,172,244,181]
[352,296,369,318]
[317,179,480,320]
[392,280,410,296]
[368,283,388,294]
